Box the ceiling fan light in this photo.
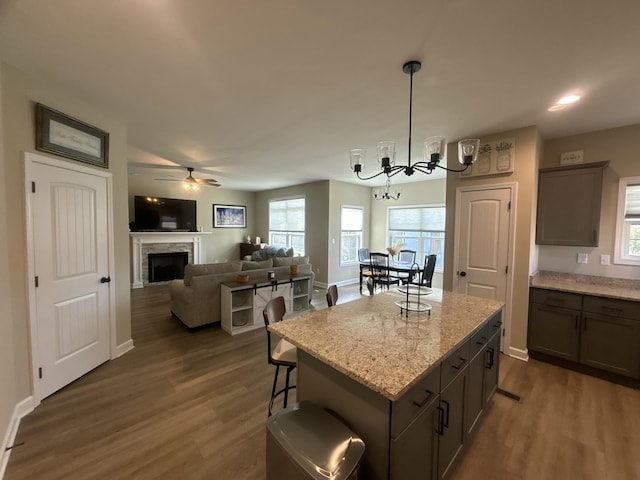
[458,139,480,165]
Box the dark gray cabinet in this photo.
[580,297,640,379]
[535,161,608,246]
[390,395,439,480]
[528,287,640,381]
[437,367,467,480]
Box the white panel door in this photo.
[456,188,511,302]
[30,158,111,400]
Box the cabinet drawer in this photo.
[391,365,440,438]
[485,310,503,339]
[469,326,489,359]
[582,296,640,320]
[530,288,582,310]
[441,340,470,389]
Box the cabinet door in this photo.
[484,332,500,405]
[528,303,580,361]
[437,370,467,480]
[535,163,605,246]
[390,396,439,480]
[465,352,484,439]
[580,313,640,379]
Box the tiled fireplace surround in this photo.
[130,232,211,288]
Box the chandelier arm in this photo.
[412,165,436,175]
[388,167,408,178]
[436,163,471,173]
[356,169,387,180]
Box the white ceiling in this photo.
[1,0,639,191]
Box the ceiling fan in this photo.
[155,167,220,190]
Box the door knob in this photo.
[100,276,111,283]
[459,271,466,277]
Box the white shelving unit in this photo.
[221,274,311,335]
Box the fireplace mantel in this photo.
[130,232,211,288]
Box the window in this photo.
[388,205,445,270]
[340,206,364,265]
[614,177,640,265]
[269,197,305,255]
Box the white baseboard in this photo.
[114,339,134,358]
[1,396,34,479]
[507,346,529,362]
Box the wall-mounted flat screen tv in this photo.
[132,196,197,232]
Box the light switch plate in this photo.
[577,253,589,264]
[600,254,611,265]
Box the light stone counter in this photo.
[530,271,640,302]
[269,288,503,401]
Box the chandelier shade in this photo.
[350,60,480,180]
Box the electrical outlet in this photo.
[600,254,611,265]
[577,253,588,264]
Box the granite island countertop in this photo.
[269,288,503,401]
[530,271,640,302]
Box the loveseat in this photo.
[169,257,314,329]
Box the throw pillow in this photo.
[275,248,287,257]
[251,249,268,261]
[286,247,294,257]
[242,258,274,270]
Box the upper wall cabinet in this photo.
[536,161,609,246]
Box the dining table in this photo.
[359,260,422,293]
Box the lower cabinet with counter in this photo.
[296,308,503,480]
[528,287,640,381]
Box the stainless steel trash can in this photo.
[266,401,365,480]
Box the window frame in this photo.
[614,176,640,266]
[387,203,446,272]
[340,205,364,266]
[268,195,306,255]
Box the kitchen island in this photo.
[269,288,504,480]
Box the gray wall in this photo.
[0,61,131,446]
[127,175,256,265]
[539,124,640,280]
[255,181,330,285]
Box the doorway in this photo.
[454,184,516,352]
[25,153,115,403]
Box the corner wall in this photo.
[0,61,132,461]
[445,125,541,355]
[540,124,640,280]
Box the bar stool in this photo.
[263,296,296,416]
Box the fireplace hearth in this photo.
[148,252,188,283]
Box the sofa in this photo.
[169,256,314,329]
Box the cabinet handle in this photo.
[593,230,598,244]
[442,400,450,428]
[412,389,435,408]
[436,407,445,435]
[485,348,495,369]
[451,357,467,370]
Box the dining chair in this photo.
[370,252,399,292]
[410,254,437,287]
[263,296,296,416]
[358,247,374,293]
[326,285,339,307]
[394,249,417,283]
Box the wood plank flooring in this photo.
[5,283,640,479]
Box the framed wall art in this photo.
[35,103,109,168]
[213,204,246,228]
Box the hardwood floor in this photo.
[5,283,640,479]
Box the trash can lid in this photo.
[267,402,365,480]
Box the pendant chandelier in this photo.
[373,178,401,200]
[350,60,480,180]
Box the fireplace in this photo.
[148,252,189,283]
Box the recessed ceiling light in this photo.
[557,94,581,105]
